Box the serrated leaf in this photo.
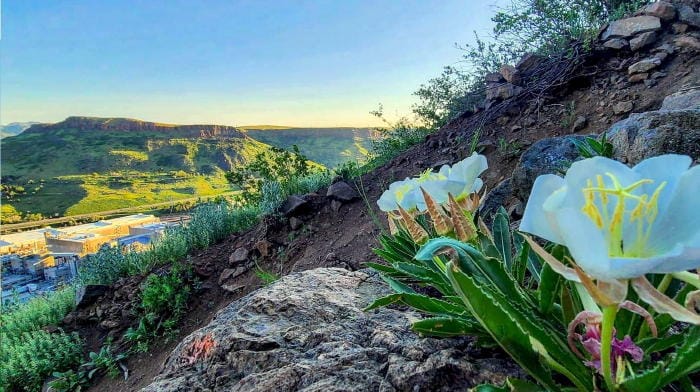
[492,208,513,270]
[411,316,483,337]
[538,263,562,315]
[380,275,416,294]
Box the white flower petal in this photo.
[649,164,700,250]
[554,207,611,280]
[519,174,567,244]
[633,154,691,213]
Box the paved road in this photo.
[1,191,239,234]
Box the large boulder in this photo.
[601,15,661,39]
[638,1,677,21]
[678,4,700,28]
[143,268,521,392]
[607,106,700,165]
[511,136,589,202]
[326,181,359,202]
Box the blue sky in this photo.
[1,1,501,127]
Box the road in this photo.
[0,191,239,234]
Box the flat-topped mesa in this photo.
[22,116,247,139]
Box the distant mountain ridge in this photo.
[0,122,40,138]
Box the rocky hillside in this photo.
[59,2,700,390]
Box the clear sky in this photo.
[1,1,500,127]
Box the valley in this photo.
[1,117,376,222]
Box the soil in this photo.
[64,22,700,392]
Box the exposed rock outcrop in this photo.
[144,268,521,392]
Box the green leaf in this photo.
[380,275,416,294]
[393,262,452,294]
[637,333,685,355]
[621,326,700,392]
[364,294,403,311]
[444,261,592,391]
[364,262,401,276]
[411,316,483,337]
[538,263,562,315]
[492,208,513,270]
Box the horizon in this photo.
[1,1,502,127]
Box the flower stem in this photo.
[601,305,618,391]
[656,274,673,294]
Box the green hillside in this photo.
[242,127,378,168]
[1,117,274,222]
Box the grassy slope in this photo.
[242,127,377,168]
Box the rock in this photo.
[255,240,273,257]
[651,71,667,80]
[628,73,649,83]
[515,53,546,76]
[486,83,523,101]
[644,78,658,88]
[630,31,658,51]
[675,35,700,50]
[653,43,674,54]
[639,1,676,21]
[510,124,523,132]
[511,136,589,202]
[607,107,700,165]
[326,181,359,202]
[672,22,689,33]
[678,5,700,28]
[653,51,669,61]
[499,64,521,85]
[75,285,109,308]
[144,268,522,392]
[218,267,247,285]
[601,15,661,39]
[280,195,308,217]
[485,72,505,83]
[99,320,121,330]
[330,199,343,212]
[662,87,700,110]
[604,38,628,49]
[613,101,635,114]
[628,58,661,74]
[229,247,249,264]
[289,217,304,230]
[221,283,245,293]
[572,115,588,132]
[479,178,513,225]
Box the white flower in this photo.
[376,153,488,212]
[520,154,700,280]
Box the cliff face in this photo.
[22,116,247,139]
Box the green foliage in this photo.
[334,161,363,181]
[81,343,126,379]
[571,133,614,158]
[412,66,483,129]
[48,369,89,392]
[369,207,698,390]
[254,262,280,286]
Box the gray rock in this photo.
[678,5,700,28]
[630,31,658,51]
[572,115,588,132]
[499,64,521,85]
[229,247,249,264]
[602,15,661,39]
[280,195,309,217]
[486,83,523,101]
[218,266,247,285]
[675,35,700,51]
[639,1,676,21]
[613,101,634,114]
[75,285,108,308]
[289,217,304,230]
[662,87,700,110]
[515,53,546,76]
[628,58,662,74]
[326,181,359,202]
[511,136,589,202]
[143,268,522,392]
[607,108,700,165]
[652,43,674,54]
[604,38,628,49]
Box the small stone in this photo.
[601,15,661,39]
[639,1,676,21]
[330,200,343,212]
[644,79,657,88]
[675,35,700,51]
[219,267,247,285]
[99,320,120,330]
[516,53,546,75]
[653,51,669,61]
[485,83,523,101]
[652,43,675,54]
[229,247,249,264]
[672,23,688,33]
[496,116,510,126]
[499,64,521,85]
[280,195,308,217]
[255,240,273,257]
[220,283,245,293]
[510,125,523,132]
[628,58,661,74]
[630,31,657,51]
[326,181,359,202]
[572,116,588,132]
[629,73,649,83]
[651,71,667,79]
[678,5,700,28]
[613,101,634,114]
[603,38,628,49]
[289,217,304,230]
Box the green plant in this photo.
[571,132,614,158]
[254,261,279,286]
[496,137,522,158]
[334,160,363,181]
[48,369,88,392]
[81,344,126,379]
